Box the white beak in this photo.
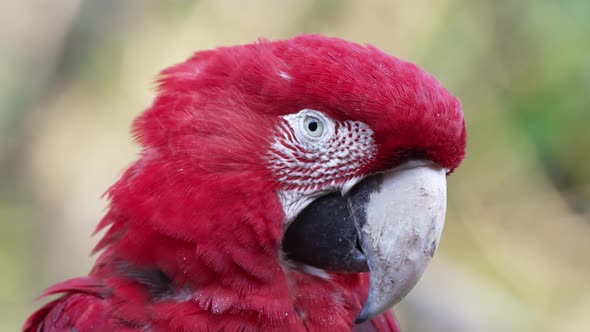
[355,161,447,323]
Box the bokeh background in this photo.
[2,0,589,331]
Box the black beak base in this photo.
[281,176,381,273]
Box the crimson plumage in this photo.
[25,35,465,331]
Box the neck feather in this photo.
[91,160,367,329]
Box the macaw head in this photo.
[99,35,465,327]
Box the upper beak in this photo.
[282,160,447,323]
[354,161,447,323]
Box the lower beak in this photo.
[282,160,447,323]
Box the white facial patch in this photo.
[267,109,377,222]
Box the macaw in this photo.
[24,34,466,332]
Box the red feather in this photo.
[355,311,400,332]
[23,277,112,331]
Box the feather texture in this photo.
[25,34,465,331]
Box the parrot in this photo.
[24,34,466,332]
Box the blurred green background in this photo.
[1,0,589,331]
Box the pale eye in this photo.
[303,116,324,137]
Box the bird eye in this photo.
[303,116,324,137]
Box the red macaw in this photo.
[24,34,465,332]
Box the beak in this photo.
[281,160,447,323]
[354,161,447,323]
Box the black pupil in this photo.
[308,121,318,132]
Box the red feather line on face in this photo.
[268,112,376,194]
[25,34,464,332]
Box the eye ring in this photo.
[303,115,324,137]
